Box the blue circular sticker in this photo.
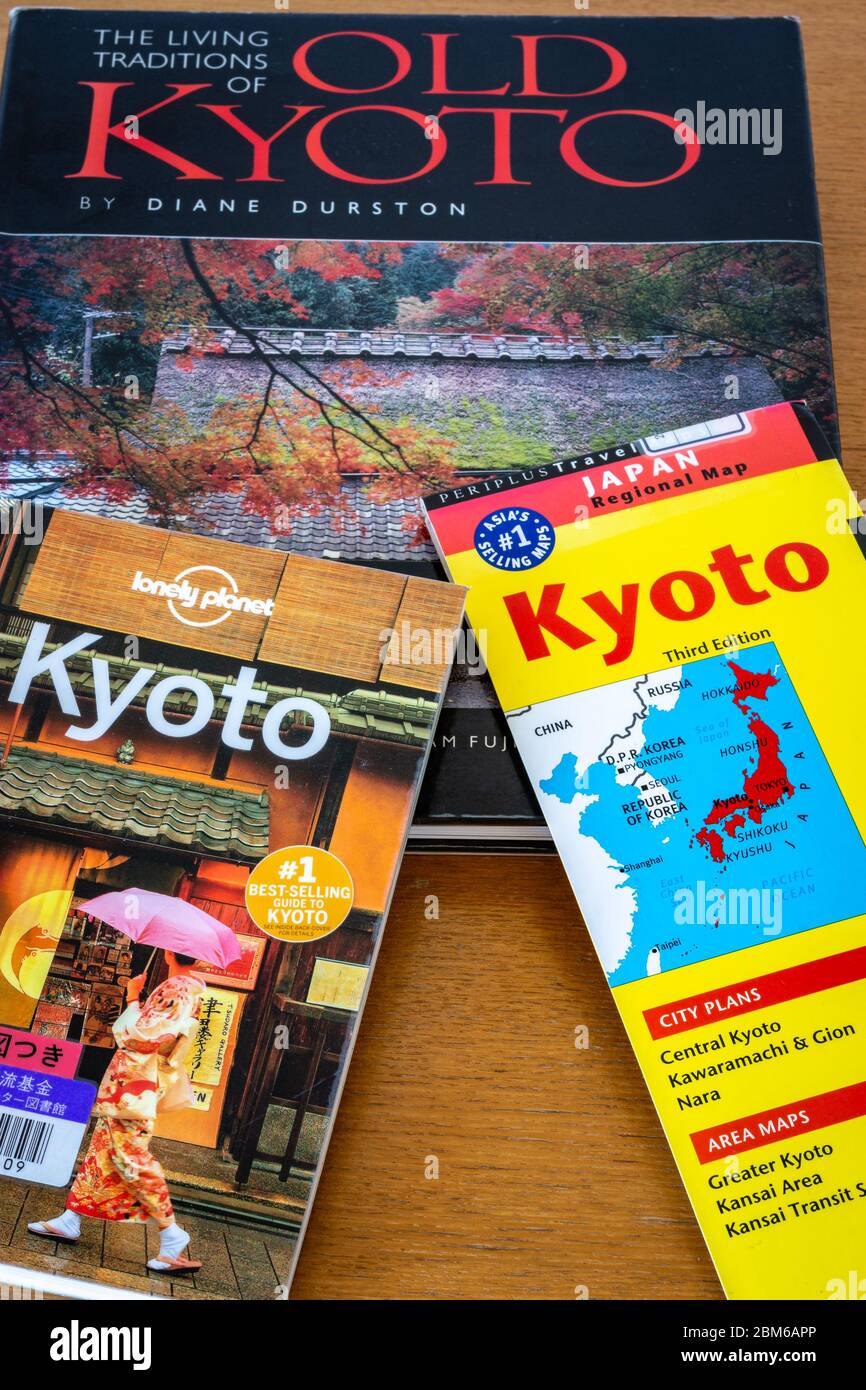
[474,507,555,571]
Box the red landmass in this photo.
[728,661,778,709]
[696,661,795,864]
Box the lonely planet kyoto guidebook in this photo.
[0,505,464,1297]
[0,9,838,843]
[422,402,866,1300]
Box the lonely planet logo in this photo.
[131,565,275,628]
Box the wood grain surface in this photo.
[1,0,863,1301]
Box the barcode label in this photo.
[0,1063,96,1187]
[0,1111,53,1166]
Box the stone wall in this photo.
[154,350,781,468]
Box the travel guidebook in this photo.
[0,9,838,845]
[422,401,866,1299]
[0,504,464,1298]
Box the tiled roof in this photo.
[164,326,735,364]
[181,474,434,562]
[0,630,438,747]
[0,745,269,863]
[0,330,755,563]
[0,461,437,563]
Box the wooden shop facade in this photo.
[0,507,461,1204]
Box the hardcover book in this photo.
[0,503,464,1298]
[0,8,838,845]
[421,401,866,1299]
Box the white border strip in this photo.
[0,1260,167,1301]
[0,233,823,246]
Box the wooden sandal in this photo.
[27,1220,79,1243]
[146,1253,202,1273]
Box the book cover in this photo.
[421,401,866,1299]
[0,9,838,843]
[0,503,464,1298]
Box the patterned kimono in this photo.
[68,974,205,1223]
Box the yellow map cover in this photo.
[422,401,866,1299]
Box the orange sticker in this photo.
[245,846,354,943]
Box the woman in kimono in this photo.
[29,950,206,1273]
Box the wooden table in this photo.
[1,0,863,1300]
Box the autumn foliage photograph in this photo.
[0,237,835,541]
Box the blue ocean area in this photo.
[540,643,866,984]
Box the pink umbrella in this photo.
[81,889,242,969]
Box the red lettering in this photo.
[293,31,411,93]
[67,82,219,180]
[584,585,640,665]
[514,34,627,97]
[764,541,829,593]
[650,570,715,622]
[708,545,770,605]
[560,110,700,187]
[438,106,566,185]
[423,33,510,95]
[196,105,321,182]
[499,537,829,670]
[306,106,447,184]
[503,585,592,661]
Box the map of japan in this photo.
[509,642,866,986]
[694,662,794,864]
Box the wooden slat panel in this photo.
[21,511,168,634]
[160,533,285,659]
[20,511,287,660]
[381,576,467,692]
[259,555,405,682]
[21,511,463,685]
